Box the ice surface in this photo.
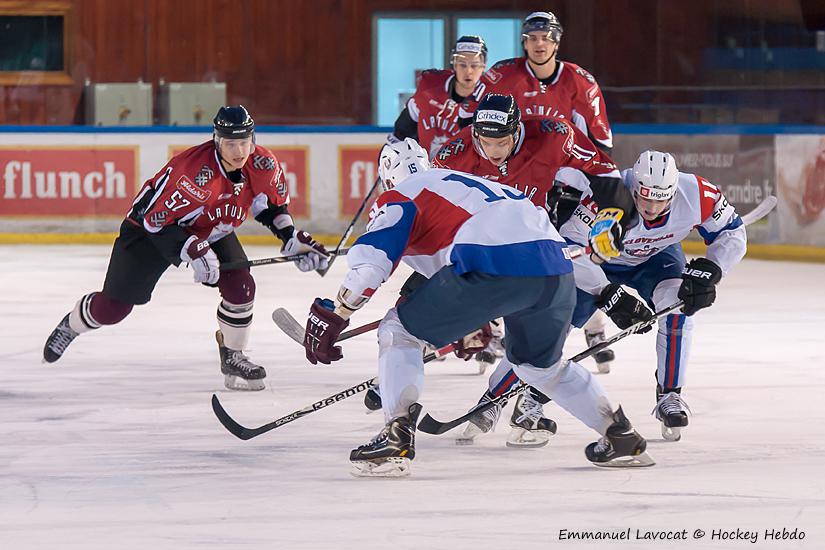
[2,245,824,549]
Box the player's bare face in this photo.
[477,135,516,166]
[523,32,557,66]
[452,54,485,96]
[218,137,254,171]
[635,194,672,221]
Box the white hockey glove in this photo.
[181,235,220,285]
[282,230,330,272]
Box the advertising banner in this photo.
[0,147,138,217]
[775,135,825,246]
[338,144,382,217]
[611,135,775,221]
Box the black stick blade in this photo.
[211,394,256,440]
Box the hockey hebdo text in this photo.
[557,527,806,544]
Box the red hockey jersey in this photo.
[432,119,618,207]
[127,141,289,242]
[482,58,613,150]
[407,69,487,158]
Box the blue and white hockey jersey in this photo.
[341,168,573,299]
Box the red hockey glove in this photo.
[453,323,494,361]
[304,298,349,365]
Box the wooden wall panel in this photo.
[0,0,811,125]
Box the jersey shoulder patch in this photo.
[694,174,722,221]
[483,58,521,84]
[416,69,450,91]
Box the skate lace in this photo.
[514,394,544,424]
[358,426,390,450]
[226,350,260,374]
[48,322,77,354]
[592,435,611,454]
[651,392,692,417]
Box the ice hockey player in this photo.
[432,93,638,447]
[482,11,612,151]
[482,10,617,371]
[301,138,653,477]
[558,150,747,440]
[43,105,329,391]
[389,35,488,159]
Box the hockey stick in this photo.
[740,195,776,226]
[220,247,351,271]
[271,246,590,343]
[211,342,455,440]
[417,301,685,435]
[416,197,778,435]
[316,176,381,277]
[272,307,380,345]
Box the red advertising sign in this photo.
[269,147,309,218]
[169,144,308,218]
[0,147,137,216]
[339,145,381,217]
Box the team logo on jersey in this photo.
[148,211,168,228]
[575,67,596,84]
[176,175,212,203]
[233,181,244,196]
[252,154,276,171]
[195,165,214,187]
[484,67,503,84]
[437,138,466,161]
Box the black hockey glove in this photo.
[678,258,723,316]
[595,283,654,333]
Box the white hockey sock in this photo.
[653,279,693,389]
[217,299,253,350]
[510,357,614,434]
[583,309,608,333]
[486,358,515,393]
[377,308,425,423]
[68,293,101,334]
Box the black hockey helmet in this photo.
[213,105,255,139]
[472,94,521,138]
[451,35,488,62]
[521,11,563,42]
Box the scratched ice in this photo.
[2,245,823,549]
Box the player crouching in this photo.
[302,138,653,476]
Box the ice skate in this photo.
[43,314,80,364]
[506,391,557,448]
[456,391,503,445]
[350,403,422,477]
[363,385,382,413]
[653,385,691,441]
[216,331,266,391]
[585,406,655,467]
[585,329,615,373]
[474,348,496,375]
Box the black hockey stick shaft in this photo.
[211,342,455,440]
[417,301,685,435]
[316,176,381,277]
[220,247,351,271]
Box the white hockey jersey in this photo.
[342,168,573,300]
[559,168,747,293]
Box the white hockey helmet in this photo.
[378,138,430,191]
[632,150,679,202]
